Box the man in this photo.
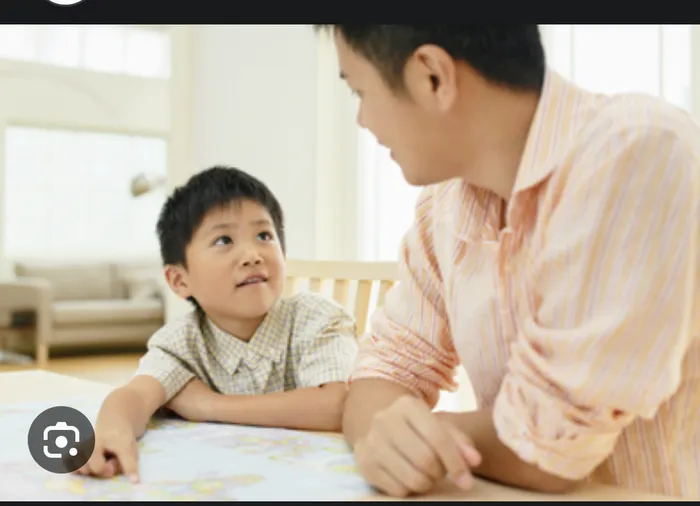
[317,24,700,499]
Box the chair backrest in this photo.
[284,259,399,337]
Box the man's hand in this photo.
[74,420,140,482]
[165,378,220,423]
[354,395,482,498]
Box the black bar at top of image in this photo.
[1,0,331,24]
[1,0,698,27]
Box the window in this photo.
[358,128,421,261]
[3,126,167,261]
[0,25,171,79]
[543,24,691,110]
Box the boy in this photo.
[76,166,359,482]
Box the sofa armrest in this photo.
[0,277,53,346]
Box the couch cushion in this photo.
[15,262,115,301]
[114,261,163,299]
[52,299,163,326]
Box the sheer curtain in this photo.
[354,24,695,412]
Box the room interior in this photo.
[0,23,696,413]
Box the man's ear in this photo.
[164,264,192,300]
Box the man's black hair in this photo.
[156,165,286,268]
[315,25,545,94]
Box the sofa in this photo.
[0,259,166,366]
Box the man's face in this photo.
[333,31,464,187]
[169,199,286,325]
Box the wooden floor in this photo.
[0,352,141,386]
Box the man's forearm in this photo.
[343,378,416,447]
[437,409,577,494]
[209,383,347,431]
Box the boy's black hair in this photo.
[156,164,286,271]
[315,25,545,94]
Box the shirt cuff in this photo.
[493,374,627,481]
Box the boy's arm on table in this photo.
[78,344,196,481]
[176,300,359,432]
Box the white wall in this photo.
[172,25,316,260]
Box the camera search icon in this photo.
[27,406,95,474]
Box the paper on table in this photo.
[0,397,373,501]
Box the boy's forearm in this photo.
[96,386,159,439]
[209,383,347,431]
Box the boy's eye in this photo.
[258,231,273,241]
[214,235,233,246]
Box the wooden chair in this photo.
[283,259,399,337]
[284,259,476,411]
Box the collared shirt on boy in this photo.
[135,291,359,402]
[351,70,700,499]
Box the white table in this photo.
[0,370,684,502]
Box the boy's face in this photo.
[166,199,285,332]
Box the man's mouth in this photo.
[236,277,268,288]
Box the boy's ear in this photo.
[164,264,192,300]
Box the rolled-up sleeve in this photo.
[135,324,197,403]
[351,187,461,408]
[494,121,700,480]
[292,296,359,388]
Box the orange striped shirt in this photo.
[351,70,700,499]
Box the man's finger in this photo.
[386,417,445,481]
[367,465,411,498]
[446,424,482,468]
[374,436,435,494]
[405,409,472,489]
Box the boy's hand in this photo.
[74,419,140,483]
[166,378,220,422]
[353,395,481,498]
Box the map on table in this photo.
[0,396,374,501]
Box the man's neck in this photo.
[457,86,541,201]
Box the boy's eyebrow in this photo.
[207,219,272,232]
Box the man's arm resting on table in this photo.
[344,379,576,494]
[208,382,347,432]
[436,409,577,494]
[343,378,416,446]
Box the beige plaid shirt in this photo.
[135,292,359,402]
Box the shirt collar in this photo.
[203,299,287,375]
[510,69,588,196]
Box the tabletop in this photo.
[0,370,683,502]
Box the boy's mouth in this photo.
[236,276,268,288]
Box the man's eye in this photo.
[214,236,232,246]
[258,231,273,241]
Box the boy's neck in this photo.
[207,313,266,342]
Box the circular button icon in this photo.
[27,406,95,474]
